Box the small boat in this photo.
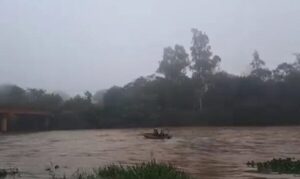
[143,133,172,139]
[143,128,172,139]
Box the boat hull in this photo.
[143,133,172,139]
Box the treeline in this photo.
[2,28,300,129]
[102,29,300,126]
[0,86,99,129]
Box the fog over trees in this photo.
[2,29,300,129]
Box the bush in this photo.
[247,158,300,174]
[74,160,191,179]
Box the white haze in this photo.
[0,0,300,95]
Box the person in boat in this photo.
[153,128,159,136]
[159,129,165,137]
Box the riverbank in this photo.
[1,161,191,179]
[72,161,191,179]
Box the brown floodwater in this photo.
[1,127,300,179]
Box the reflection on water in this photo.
[1,127,300,179]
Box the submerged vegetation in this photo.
[1,28,300,130]
[247,158,300,174]
[73,161,191,179]
[0,168,19,178]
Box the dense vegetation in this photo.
[73,161,191,179]
[0,161,190,179]
[0,168,19,178]
[247,158,300,174]
[1,28,300,130]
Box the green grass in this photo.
[73,160,191,179]
[247,158,300,174]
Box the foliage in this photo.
[247,158,300,174]
[45,162,65,179]
[99,29,300,126]
[0,85,63,110]
[190,29,221,79]
[249,51,271,81]
[0,168,19,178]
[190,28,221,110]
[2,28,300,130]
[273,62,296,81]
[74,161,191,179]
[157,45,189,82]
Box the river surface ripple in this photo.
[1,127,300,179]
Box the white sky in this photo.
[0,0,300,95]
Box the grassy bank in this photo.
[72,161,191,179]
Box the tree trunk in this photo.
[199,96,203,111]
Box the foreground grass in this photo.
[73,160,191,179]
[0,168,19,178]
[247,158,300,174]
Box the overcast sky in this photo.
[0,0,300,95]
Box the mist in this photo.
[2,1,300,178]
[1,0,300,95]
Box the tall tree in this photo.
[84,91,93,104]
[250,51,265,69]
[157,45,189,82]
[273,54,300,81]
[273,63,296,81]
[249,50,271,81]
[190,28,221,111]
